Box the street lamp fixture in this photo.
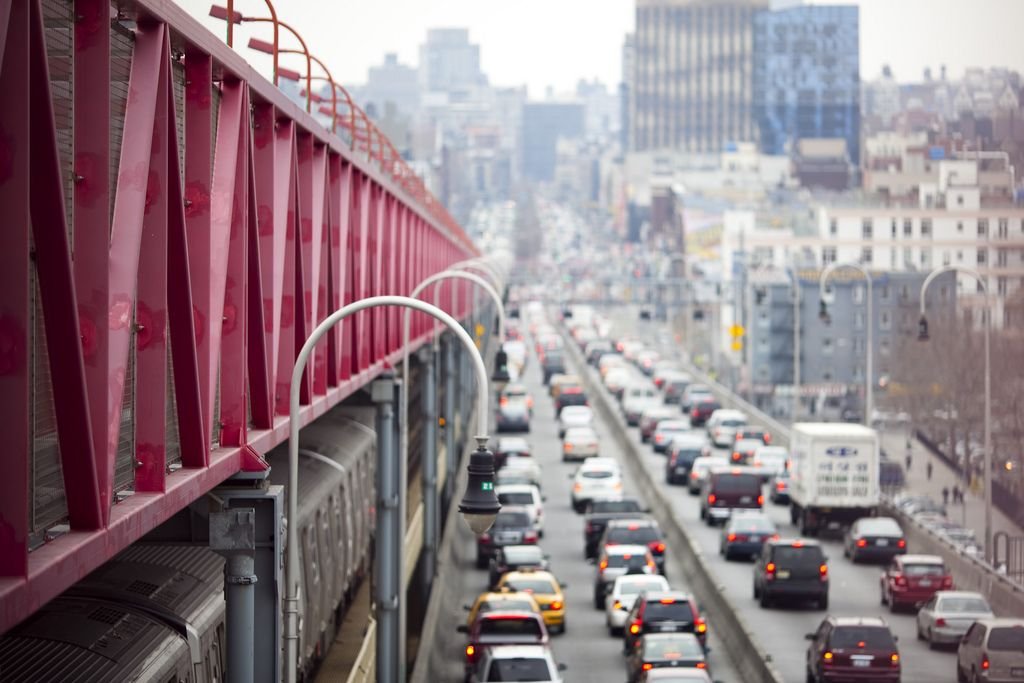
[459,438,501,534]
[818,300,831,325]
[917,314,930,342]
[492,349,511,384]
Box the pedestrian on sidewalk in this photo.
[952,484,962,504]
[942,487,950,506]
[926,461,933,481]
[905,451,913,472]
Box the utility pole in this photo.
[372,371,400,683]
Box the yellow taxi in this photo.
[496,569,567,633]
[464,589,542,626]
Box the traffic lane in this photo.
[518,341,740,682]
[590,317,957,682]
[494,330,745,680]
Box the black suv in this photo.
[665,440,708,485]
[583,498,648,559]
[623,591,708,653]
[753,539,829,609]
[599,518,667,572]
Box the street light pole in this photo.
[819,262,874,425]
[286,296,500,683]
[918,265,993,563]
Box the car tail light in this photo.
[526,397,534,408]
[613,482,623,490]
[696,662,707,669]
[691,408,699,417]
[728,533,737,542]
[500,396,509,406]
[660,598,676,604]
[764,434,772,444]
[981,655,990,670]
[819,564,828,580]
[893,573,907,586]
[564,443,573,452]
[480,533,491,544]
[466,644,475,659]
[642,663,654,671]
[696,617,707,634]
[612,600,622,610]
[890,653,900,666]
[856,539,868,548]
[649,542,666,553]
[573,483,582,493]
[771,534,780,541]
[935,617,947,627]
[629,620,642,635]
[691,471,699,480]
[708,494,717,504]
[823,651,834,664]
[585,522,595,533]
[942,576,953,589]
[599,559,608,571]
[776,481,785,490]
[549,601,563,610]
[897,539,906,548]
[715,429,722,436]
[524,531,538,543]
[732,452,741,461]
[655,434,665,443]
[757,495,764,505]
[765,562,776,580]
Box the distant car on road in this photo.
[956,618,1024,682]
[879,554,952,612]
[916,590,993,648]
[570,457,622,513]
[558,405,594,438]
[477,507,538,569]
[592,544,657,609]
[622,591,708,653]
[719,512,779,561]
[562,426,600,462]
[804,616,900,683]
[843,517,907,564]
[754,539,829,609]
[626,633,708,683]
[468,645,566,683]
[605,574,670,636]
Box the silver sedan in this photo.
[916,591,994,648]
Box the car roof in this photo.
[497,505,532,515]
[655,420,689,429]
[480,590,540,603]
[734,438,764,448]
[639,590,693,602]
[973,618,1024,627]
[604,543,651,556]
[896,554,945,565]
[607,517,657,529]
[479,610,543,621]
[768,538,823,548]
[581,457,619,469]
[483,644,553,660]
[503,569,558,583]
[933,590,987,600]
[495,484,540,494]
[561,405,592,414]
[642,669,712,681]
[497,437,530,448]
[828,616,890,628]
[614,574,668,588]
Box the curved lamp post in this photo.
[286,295,500,683]
[818,262,874,425]
[918,265,992,562]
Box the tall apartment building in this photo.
[418,28,484,94]
[630,0,767,153]
[752,4,860,163]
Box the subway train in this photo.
[0,404,378,682]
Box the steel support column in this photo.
[372,371,400,683]
[421,345,438,588]
[444,336,457,503]
[210,507,257,683]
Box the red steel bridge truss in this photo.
[0,0,479,633]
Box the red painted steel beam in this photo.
[0,0,30,578]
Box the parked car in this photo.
[844,517,907,563]
[477,507,539,569]
[593,544,657,609]
[916,591,993,648]
[805,616,900,683]
[719,512,779,560]
[626,633,708,683]
[496,569,568,634]
[623,591,708,653]
[665,436,710,485]
[652,420,691,454]
[570,457,623,513]
[558,405,594,438]
[706,409,747,447]
[458,611,550,678]
[754,539,829,609]
[879,554,952,611]
[956,618,1024,682]
[487,544,549,590]
[468,645,566,683]
[605,574,670,636]
[562,426,599,462]
[700,467,763,525]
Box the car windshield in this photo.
[773,546,825,566]
[903,563,945,576]
[987,626,1024,651]
[479,617,544,638]
[607,526,659,543]
[499,492,536,505]
[591,500,642,513]
[720,418,745,427]
[829,627,896,650]
[645,634,703,658]
[859,519,902,535]
[644,601,693,622]
[499,439,530,453]
[503,578,555,594]
[710,473,760,492]
[503,547,544,564]
[480,600,535,614]
[494,512,530,528]
[582,470,615,479]
[938,597,991,613]
[607,553,650,569]
[486,657,551,681]
[728,517,775,533]
[619,578,666,596]
[563,407,592,419]
[657,422,689,432]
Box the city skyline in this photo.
[175,0,1024,97]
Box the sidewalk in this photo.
[879,428,1024,542]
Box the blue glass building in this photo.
[753,5,860,164]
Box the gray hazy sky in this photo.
[176,0,1024,97]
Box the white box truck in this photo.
[788,422,880,536]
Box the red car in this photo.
[689,398,721,427]
[457,611,549,677]
[880,554,952,611]
[805,616,900,682]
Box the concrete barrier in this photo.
[562,330,786,683]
